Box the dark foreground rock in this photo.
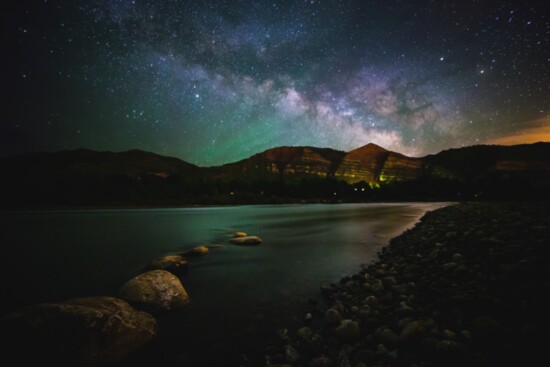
[1,296,156,366]
[266,202,550,367]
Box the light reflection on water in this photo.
[0,202,449,365]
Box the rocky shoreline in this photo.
[264,202,550,367]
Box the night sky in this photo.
[3,0,549,166]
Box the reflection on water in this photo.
[0,203,449,365]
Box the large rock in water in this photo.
[229,236,262,245]
[119,270,190,311]
[1,296,156,367]
[146,255,188,275]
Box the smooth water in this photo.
[0,203,448,365]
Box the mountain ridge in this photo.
[1,142,549,206]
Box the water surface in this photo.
[0,203,448,365]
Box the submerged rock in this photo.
[229,235,262,246]
[146,255,188,275]
[119,270,189,311]
[2,296,156,366]
[232,232,248,237]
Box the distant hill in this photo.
[1,142,549,207]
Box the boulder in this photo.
[183,246,209,256]
[1,296,156,366]
[335,319,360,342]
[119,270,189,311]
[325,308,343,326]
[146,255,188,275]
[229,236,262,246]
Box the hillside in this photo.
[1,142,549,207]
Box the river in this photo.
[0,202,449,365]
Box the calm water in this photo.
[0,203,448,365]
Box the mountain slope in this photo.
[1,142,549,206]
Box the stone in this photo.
[436,340,467,358]
[146,255,188,275]
[371,279,385,293]
[183,246,209,256]
[472,316,502,345]
[392,283,413,295]
[396,301,414,316]
[297,326,313,342]
[335,319,360,342]
[338,350,351,367]
[376,327,400,345]
[284,345,299,363]
[119,270,190,311]
[232,232,247,237]
[229,236,262,245]
[452,253,464,262]
[325,308,343,326]
[400,320,428,343]
[2,296,156,366]
[364,295,379,306]
[309,356,333,367]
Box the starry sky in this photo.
[3,0,549,166]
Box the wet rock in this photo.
[371,279,385,293]
[452,253,464,262]
[392,283,413,295]
[335,320,360,342]
[2,297,156,366]
[376,327,400,345]
[232,232,247,237]
[376,344,389,355]
[183,246,209,256]
[472,316,502,345]
[119,270,189,311]
[229,236,262,245]
[364,295,379,306]
[435,340,468,359]
[309,356,333,367]
[297,326,313,342]
[284,345,299,363]
[332,300,345,314]
[442,262,457,272]
[325,308,343,326]
[146,255,188,275]
[396,301,414,316]
[338,350,351,367]
[442,329,456,340]
[400,320,431,343]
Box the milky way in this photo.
[3,0,549,165]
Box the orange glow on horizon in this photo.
[484,117,550,146]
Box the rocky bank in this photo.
[265,202,550,367]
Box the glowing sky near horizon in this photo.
[3,0,549,165]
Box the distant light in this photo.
[333,192,337,195]
[439,57,444,61]
[361,188,365,192]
